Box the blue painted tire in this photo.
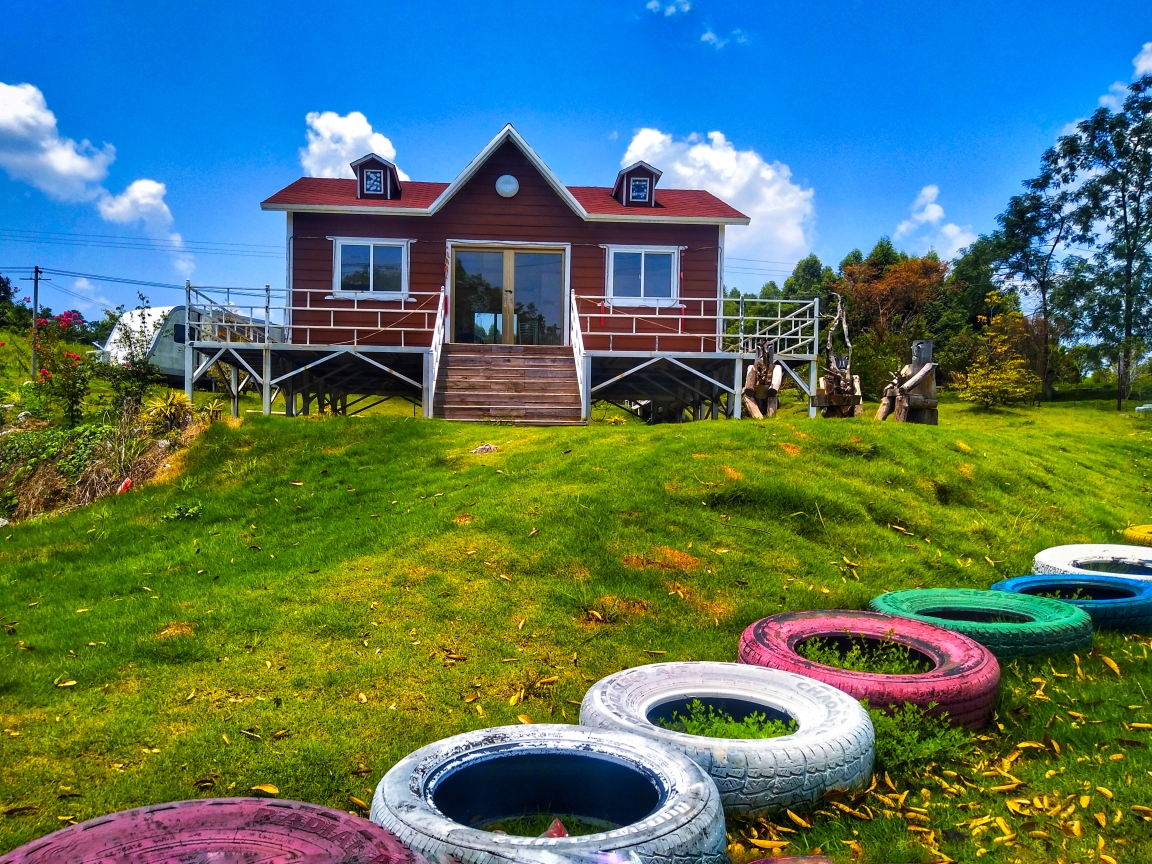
[991,574,1152,634]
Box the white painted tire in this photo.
[1033,544,1152,580]
[579,662,874,815]
[370,724,727,864]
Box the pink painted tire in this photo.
[0,798,420,864]
[737,610,1000,729]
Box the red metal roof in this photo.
[263,178,747,222]
[568,186,747,221]
[262,178,448,210]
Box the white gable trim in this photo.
[426,124,589,219]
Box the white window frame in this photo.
[629,176,650,203]
[328,236,412,299]
[604,245,681,308]
[362,168,384,195]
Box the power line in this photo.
[0,227,284,259]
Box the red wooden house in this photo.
[184,125,820,423]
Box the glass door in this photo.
[452,250,506,344]
[451,248,565,345]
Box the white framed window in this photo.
[363,169,384,194]
[329,237,412,298]
[604,245,680,307]
[629,176,650,203]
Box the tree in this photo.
[780,254,839,310]
[925,236,1003,378]
[1046,75,1152,409]
[995,175,1074,397]
[956,292,1040,408]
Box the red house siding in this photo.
[288,141,722,351]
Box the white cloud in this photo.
[701,30,728,48]
[1135,42,1152,76]
[65,277,113,319]
[1100,81,1128,112]
[0,81,191,276]
[893,184,974,259]
[894,185,944,237]
[0,81,114,202]
[622,127,814,266]
[300,110,409,180]
[701,27,747,49]
[647,0,689,15]
[97,178,193,276]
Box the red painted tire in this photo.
[0,798,419,864]
[737,610,1000,730]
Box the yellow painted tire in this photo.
[1123,526,1152,547]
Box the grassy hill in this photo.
[2,396,1151,863]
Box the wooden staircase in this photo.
[433,344,585,425]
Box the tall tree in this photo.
[995,175,1073,397]
[1047,75,1152,408]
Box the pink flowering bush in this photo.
[31,315,93,426]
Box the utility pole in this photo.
[20,266,44,374]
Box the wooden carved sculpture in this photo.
[876,339,939,424]
[743,341,785,418]
[809,294,863,418]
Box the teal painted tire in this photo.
[868,588,1092,660]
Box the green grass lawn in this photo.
[2,395,1151,864]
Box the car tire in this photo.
[370,724,727,864]
[868,588,1093,659]
[578,662,874,815]
[992,573,1152,634]
[0,798,418,864]
[1122,526,1152,548]
[1033,544,1152,579]
[737,610,1000,730]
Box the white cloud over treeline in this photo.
[894,184,975,259]
[622,127,814,267]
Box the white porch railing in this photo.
[570,289,589,420]
[423,290,447,419]
[572,295,820,358]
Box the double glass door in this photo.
[452,248,565,345]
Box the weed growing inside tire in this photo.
[796,634,930,674]
[479,813,616,837]
[866,702,976,780]
[655,698,797,739]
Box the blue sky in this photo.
[1,0,1150,316]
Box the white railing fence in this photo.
[423,290,447,419]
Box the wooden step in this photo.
[433,342,583,424]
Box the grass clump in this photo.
[866,702,977,779]
[655,699,797,740]
[796,634,931,675]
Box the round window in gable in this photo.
[495,175,519,198]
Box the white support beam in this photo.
[270,351,343,386]
[352,351,423,391]
[590,356,663,394]
[665,356,736,395]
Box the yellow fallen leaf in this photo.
[1132,805,1152,816]
[1130,722,1152,730]
[250,784,279,796]
[349,796,368,810]
[75,609,89,614]
[55,680,77,688]
[357,693,367,703]
[222,734,231,745]
[1094,812,1107,828]
[517,714,532,724]
[1100,855,1118,864]
[786,809,811,829]
[1081,795,1092,809]
[537,676,559,685]
[747,839,789,851]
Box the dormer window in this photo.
[350,154,403,200]
[363,169,384,195]
[612,160,662,207]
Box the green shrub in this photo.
[866,702,976,780]
[797,634,930,675]
[655,698,797,739]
